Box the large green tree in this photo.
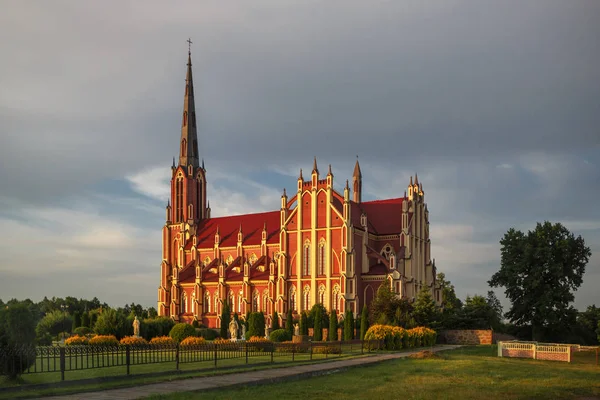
[220,302,230,339]
[412,287,440,328]
[489,222,591,341]
[360,305,369,340]
[285,308,294,338]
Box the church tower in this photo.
[159,45,207,318]
[170,48,207,223]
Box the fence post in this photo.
[245,342,248,364]
[533,344,537,360]
[214,344,218,368]
[497,341,502,357]
[126,345,131,376]
[59,347,65,381]
[361,340,364,355]
[175,343,180,371]
[310,341,313,360]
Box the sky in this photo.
[0,1,599,312]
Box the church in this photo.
[158,50,442,328]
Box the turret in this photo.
[311,157,319,188]
[352,158,362,203]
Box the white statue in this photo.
[133,316,141,337]
[294,323,299,336]
[241,324,246,340]
[228,319,239,341]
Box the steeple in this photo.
[312,156,319,174]
[352,157,362,203]
[179,42,200,168]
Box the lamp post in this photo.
[61,304,66,342]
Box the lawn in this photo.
[148,346,600,400]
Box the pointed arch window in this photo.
[238,290,243,314]
[318,239,326,276]
[181,292,187,314]
[191,291,196,314]
[332,285,341,311]
[214,292,220,315]
[318,284,325,305]
[289,286,297,312]
[175,176,184,222]
[252,291,259,312]
[303,240,311,276]
[183,111,188,127]
[229,291,235,312]
[263,290,270,315]
[204,291,211,313]
[303,286,311,310]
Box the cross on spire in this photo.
[187,38,193,54]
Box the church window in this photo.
[303,240,310,276]
[253,291,259,312]
[380,244,394,262]
[318,284,325,305]
[332,285,340,311]
[214,292,219,314]
[175,178,184,222]
[289,286,297,312]
[303,286,311,310]
[204,291,211,313]
[229,291,235,312]
[238,290,243,313]
[318,239,326,275]
[181,292,187,314]
[191,291,196,314]
[263,290,270,315]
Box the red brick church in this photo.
[158,50,442,328]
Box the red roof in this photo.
[351,197,404,235]
[196,210,280,248]
[179,260,196,282]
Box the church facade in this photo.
[158,51,442,328]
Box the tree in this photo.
[0,303,37,378]
[459,295,498,329]
[489,222,591,341]
[233,313,241,339]
[94,308,119,336]
[147,307,158,319]
[36,310,73,341]
[285,308,294,338]
[220,302,230,339]
[486,291,504,330]
[272,311,280,331]
[300,312,308,335]
[412,287,439,328]
[308,304,329,330]
[313,307,323,341]
[360,305,369,340]
[328,310,338,341]
[437,273,462,312]
[81,312,90,328]
[369,282,405,325]
[72,311,81,331]
[344,310,355,340]
[247,312,265,339]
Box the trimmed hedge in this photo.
[196,328,218,340]
[89,335,119,346]
[364,325,436,350]
[269,329,291,342]
[169,323,197,343]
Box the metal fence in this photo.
[0,339,383,382]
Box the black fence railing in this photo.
[0,339,383,383]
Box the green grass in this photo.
[147,346,600,400]
[0,343,371,399]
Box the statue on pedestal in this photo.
[241,324,246,340]
[228,318,239,341]
[133,316,141,338]
[294,323,299,336]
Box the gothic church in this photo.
[158,51,442,328]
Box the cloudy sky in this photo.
[1,1,598,311]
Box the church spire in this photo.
[179,40,199,168]
[352,157,362,203]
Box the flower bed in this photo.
[149,336,175,345]
[180,336,206,346]
[120,336,148,346]
[65,336,89,346]
[364,325,436,350]
[88,335,119,346]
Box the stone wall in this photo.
[439,330,493,345]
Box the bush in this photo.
[150,336,175,345]
[93,309,119,336]
[329,310,338,341]
[313,343,342,354]
[272,311,280,331]
[36,310,73,340]
[220,302,230,339]
[196,328,218,340]
[269,329,291,342]
[364,324,435,350]
[89,335,119,346]
[169,323,197,343]
[181,336,206,346]
[344,310,355,340]
[313,307,323,341]
[81,312,90,328]
[65,336,89,346]
[0,304,37,378]
[73,326,92,336]
[300,312,308,335]
[120,336,148,346]
[143,317,175,340]
[360,305,369,340]
[246,312,266,339]
[285,309,294,338]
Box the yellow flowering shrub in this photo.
[88,335,119,346]
[214,338,239,350]
[149,336,175,345]
[65,335,89,346]
[248,336,271,343]
[364,325,435,350]
[180,336,206,346]
[120,336,148,346]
